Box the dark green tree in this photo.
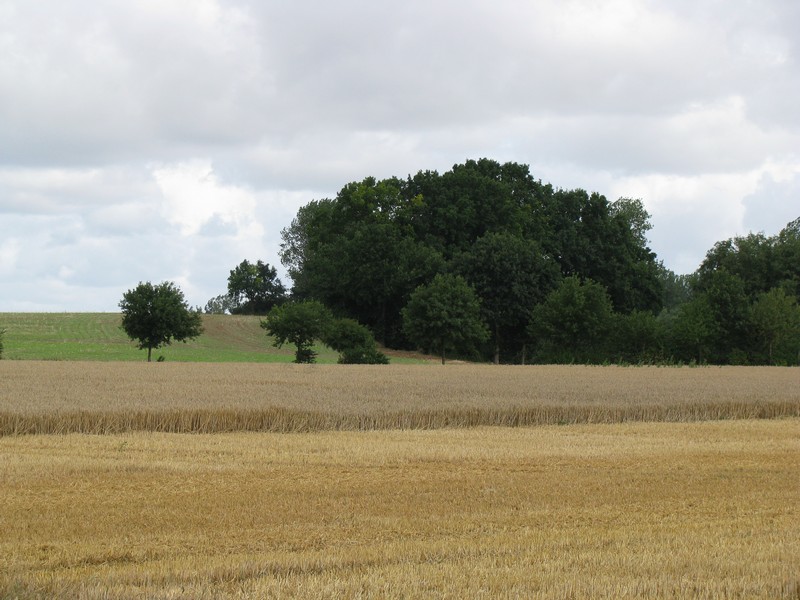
[402,274,489,364]
[612,310,664,363]
[750,288,800,365]
[696,233,777,301]
[323,318,389,364]
[696,270,751,362]
[662,296,718,364]
[527,276,615,363]
[262,301,333,363]
[119,281,203,362]
[281,184,444,347]
[454,232,559,364]
[776,218,800,299]
[227,260,287,315]
[539,191,662,314]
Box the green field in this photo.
[0,313,349,363]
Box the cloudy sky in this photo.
[1,0,798,311]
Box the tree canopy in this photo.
[273,157,797,366]
[227,259,287,315]
[119,281,203,361]
[262,300,332,364]
[280,159,662,354]
[402,274,489,364]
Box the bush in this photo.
[324,318,389,364]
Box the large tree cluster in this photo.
[277,159,800,365]
[280,158,666,364]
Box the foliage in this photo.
[203,294,238,315]
[227,260,287,315]
[119,282,203,362]
[612,310,664,363]
[528,276,614,363]
[750,288,800,365]
[454,232,559,364]
[658,264,694,311]
[262,301,333,363]
[281,182,444,347]
[281,159,663,355]
[273,163,795,366]
[662,296,718,364]
[323,318,389,364]
[402,274,489,364]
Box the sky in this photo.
[1,0,799,312]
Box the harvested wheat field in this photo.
[1,363,798,434]
[1,421,798,599]
[1,363,799,598]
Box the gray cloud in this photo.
[1,0,799,310]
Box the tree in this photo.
[262,301,333,363]
[663,295,718,364]
[203,294,238,315]
[323,318,389,364]
[696,270,751,362]
[612,310,663,363]
[227,260,287,315]
[750,288,800,365]
[454,232,559,364]
[527,276,614,363]
[120,282,203,362]
[776,219,800,299]
[402,274,489,364]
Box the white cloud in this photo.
[153,159,262,238]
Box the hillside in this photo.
[0,313,342,363]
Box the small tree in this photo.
[228,259,287,315]
[262,301,332,363]
[120,281,203,362]
[402,274,489,364]
[203,294,238,315]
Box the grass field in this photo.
[1,421,798,599]
[0,313,345,362]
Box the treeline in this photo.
[211,158,799,365]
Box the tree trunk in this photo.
[440,339,446,365]
[147,346,152,362]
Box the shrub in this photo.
[324,318,389,364]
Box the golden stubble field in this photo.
[1,422,799,599]
[0,363,799,598]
